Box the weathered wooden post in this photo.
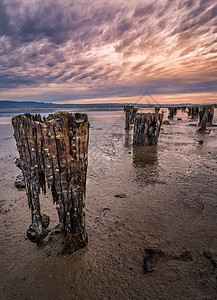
[207,106,214,126]
[198,106,214,131]
[155,107,160,114]
[133,113,163,146]
[188,107,192,116]
[191,107,199,118]
[132,107,139,124]
[124,105,137,130]
[168,107,177,119]
[198,106,208,131]
[188,106,199,118]
[12,112,89,253]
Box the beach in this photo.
[0,108,217,300]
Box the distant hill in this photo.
[0,101,58,109]
[0,100,216,111]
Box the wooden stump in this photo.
[155,107,160,114]
[133,113,163,146]
[188,106,199,118]
[192,107,199,118]
[12,112,89,252]
[168,107,177,119]
[188,107,192,117]
[124,105,138,130]
[132,107,139,124]
[198,106,214,131]
[207,106,214,126]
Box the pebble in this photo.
[114,193,127,198]
[203,251,212,259]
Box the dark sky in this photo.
[0,0,217,104]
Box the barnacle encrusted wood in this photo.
[12,112,89,252]
[133,113,163,146]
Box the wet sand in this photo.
[0,109,217,300]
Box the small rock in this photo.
[180,251,193,261]
[163,120,170,125]
[100,207,111,213]
[15,173,25,189]
[203,251,212,259]
[177,118,182,121]
[199,140,204,145]
[114,193,127,198]
[199,270,204,278]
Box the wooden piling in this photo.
[198,106,214,131]
[192,107,199,118]
[132,107,139,124]
[207,106,214,126]
[155,107,160,114]
[12,112,89,252]
[188,106,199,118]
[168,107,177,119]
[133,113,163,146]
[124,105,138,130]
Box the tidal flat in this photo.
[0,108,217,300]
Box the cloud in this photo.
[0,0,217,103]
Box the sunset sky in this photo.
[0,0,217,104]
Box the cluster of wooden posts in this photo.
[12,104,215,253]
[167,105,214,131]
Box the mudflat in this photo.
[0,109,217,300]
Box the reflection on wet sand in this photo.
[132,146,160,184]
[133,145,158,169]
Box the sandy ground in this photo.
[0,108,217,300]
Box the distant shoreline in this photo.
[0,101,216,114]
[0,107,127,113]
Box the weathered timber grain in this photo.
[198,106,214,131]
[124,105,138,129]
[168,107,177,119]
[155,107,160,114]
[12,112,89,252]
[133,113,163,146]
[132,107,139,124]
[192,107,199,118]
